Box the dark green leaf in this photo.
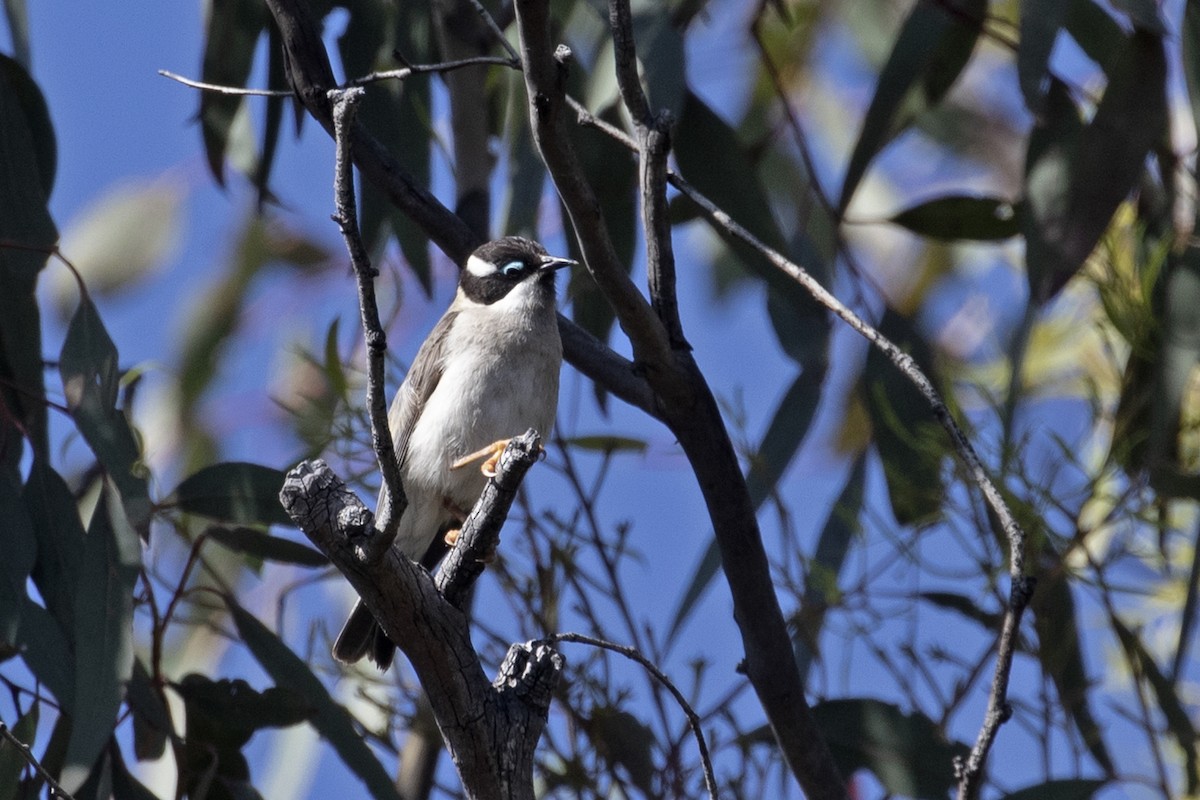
[63,483,141,794]
[675,92,786,253]
[60,294,152,533]
[206,525,328,567]
[1023,32,1167,305]
[1183,2,1200,138]
[227,599,402,800]
[199,0,265,185]
[919,591,1002,630]
[16,599,74,709]
[0,701,38,800]
[813,698,968,799]
[838,0,986,211]
[1064,0,1126,75]
[565,101,636,352]
[670,373,823,643]
[500,70,547,239]
[1031,572,1114,773]
[795,452,866,681]
[1018,0,1069,115]
[562,435,648,454]
[1111,0,1166,33]
[890,196,1020,241]
[864,311,947,525]
[0,53,56,469]
[110,742,163,800]
[172,462,291,527]
[1109,615,1198,792]
[127,658,171,762]
[634,6,687,121]
[583,707,656,796]
[24,459,85,632]
[0,474,35,656]
[1,1,31,69]
[1003,779,1107,800]
[341,1,434,292]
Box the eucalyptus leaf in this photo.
[890,195,1019,241]
[199,0,265,185]
[171,462,292,527]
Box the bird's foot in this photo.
[450,439,512,477]
[443,527,498,562]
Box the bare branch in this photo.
[279,460,560,797]
[158,69,291,96]
[436,430,543,607]
[347,55,516,87]
[546,632,719,800]
[512,0,677,381]
[328,87,405,555]
[605,0,687,347]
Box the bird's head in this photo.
[459,236,577,307]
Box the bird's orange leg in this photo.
[450,439,512,477]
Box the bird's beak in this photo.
[539,256,577,273]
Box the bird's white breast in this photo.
[401,280,561,527]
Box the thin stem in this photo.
[545,632,719,800]
[329,87,405,556]
[0,721,75,799]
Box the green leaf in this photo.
[1018,0,1069,116]
[812,698,968,799]
[24,460,86,632]
[0,53,56,469]
[1031,571,1114,774]
[1,1,31,70]
[340,1,434,293]
[60,294,152,533]
[0,474,35,656]
[199,0,265,185]
[1064,0,1126,76]
[500,70,546,239]
[633,5,687,121]
[918,591,1003,631]
[206,525,328,567]
[795,452,866,681]
[54,176,186,305]
[1023,31,1167,305]
[583,707,656,797]
[1109,615,1198,793]
[1003,779,1107,800]
[890,196,1019,241]
[565,100,636,355]
[670,373,823,643]
[227,599,402,800]
[562,435,648,454]
[864,311,947,526]
[171,462,292,527]
[127,658,171,762]
[838,0,986,211]
[62,482,141,794]
[16,599,74,709]
[0,701,38,800]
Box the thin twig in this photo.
[328,87,405,557]
[606,0,686,348]
[545,632,719,800]
[0,721,75,799]
[346,55,517,86]
[464,0,522,65]
[158,69,292,96]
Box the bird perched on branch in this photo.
[333,236,576,669]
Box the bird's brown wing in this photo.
[373,309,456,531]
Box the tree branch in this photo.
[511,0,677,383]
[279,460,561,798]
[515,5,846,797]
[328,87,405,554]
[436,430,543,608]
[606,0,687,347]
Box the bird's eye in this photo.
[500,260,524,277]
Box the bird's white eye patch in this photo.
[500,260,524,277]
[466,254,495,277]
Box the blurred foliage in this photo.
[1,0,1199,798]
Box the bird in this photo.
[333,235,576,669]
